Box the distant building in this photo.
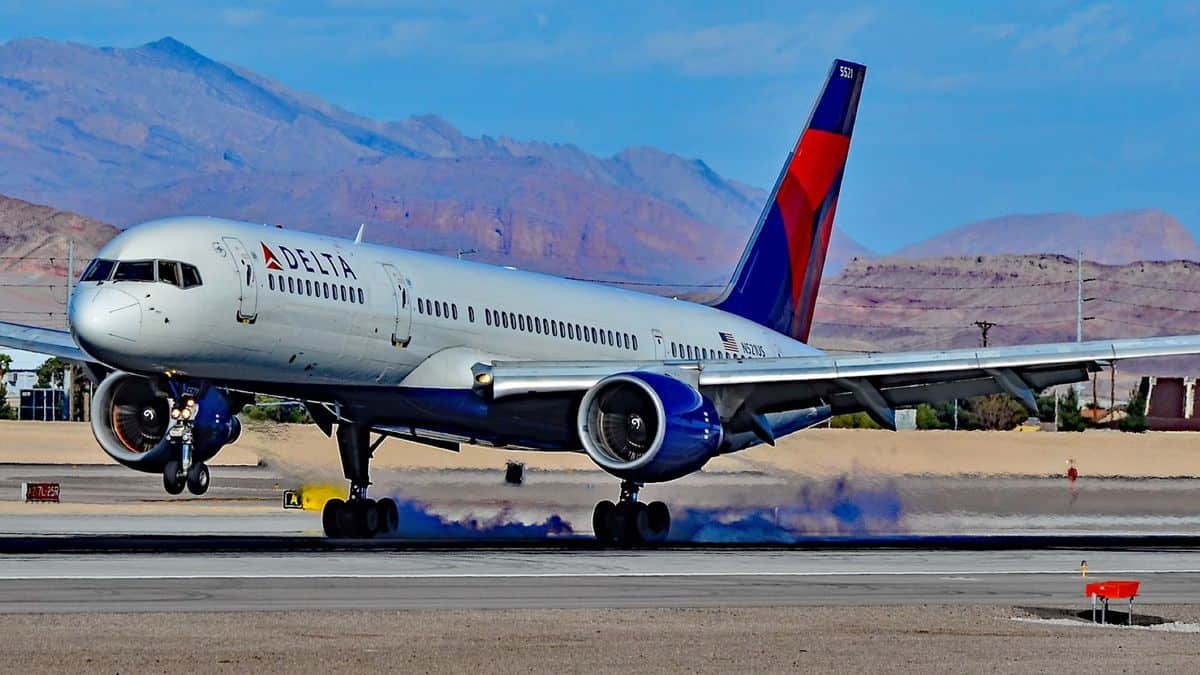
[1139,376,1200,431]
[2,369,69,421]
[2,369,38,413]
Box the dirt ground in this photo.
[3,420,1199,478]
[1,605,1197,673]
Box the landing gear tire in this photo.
[162,460,185,495]
[334,500,358,537]
[376,498,399,535]
[322,497,390,538]
[356,499,380,536]
[593,498,670,547]
[636,501,670,544]
[593,500,616,545]
[186,462,210,496]
[323,498,345,537]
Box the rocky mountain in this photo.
[0,194,117,329]
[0,194,116,275]
[892,209,1200,265]
[0,36,871,282]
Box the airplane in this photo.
[4,58,1200,544]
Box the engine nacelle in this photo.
[91,373,241,473]
[577,372,722,483]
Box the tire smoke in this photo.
[667,476,904,543]
[379,494,576,539]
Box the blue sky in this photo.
[2,1,1199,252]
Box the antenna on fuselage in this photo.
[354,224,365,245]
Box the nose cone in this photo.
[70,286,142,366]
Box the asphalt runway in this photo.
[5,463,1200,539]
[2,545,1198,613]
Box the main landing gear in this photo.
[321,423,400,538]
[163,396,209,496]
[592,480,671,546]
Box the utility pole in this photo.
[1076,251,1096,342]
[974,320,996,348]
[1110,361,1117,421]
[67,240,74,303]
[1076,252,1083,342]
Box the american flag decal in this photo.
[719,331,739,353]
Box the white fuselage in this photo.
[71,217,824,392]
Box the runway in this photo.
[3,545,1198,612]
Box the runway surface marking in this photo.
[5,568,1200,581]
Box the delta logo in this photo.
[260,242,357,280]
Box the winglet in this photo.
[354,224,365,245]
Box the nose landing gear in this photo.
[163,397,209,496]
[592,480,671,546]
[321,423,401,538]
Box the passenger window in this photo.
[452,304,459,321]
[485,309,492,325]
[501,313,509,329]
[287,277,295,293]
[268,275,275,291]
[671,343,677,358]
[468,307,474,323]
[590,327,598,343]
[434,302,441,318]
[558,321,565,337]
[550,321,557,337]
[607,330,614,345]
[632,335,638,351]
[113,260,155,282]
[81,259,116,282]
[518,314,526,331]
[567,324,575,340]
[323,282,329,299]
[304,279,312,296]
[156,260,180,287]
[357,288,364,303]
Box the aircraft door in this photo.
[652,329,665,359]
[221,237,258,323]
[381,263,412,347]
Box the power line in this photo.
[823,279,1077,291]
[818,299,1077,311]
[1098,297,1200,314]
[1098,279,1200,295]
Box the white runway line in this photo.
[4,569,1200,581]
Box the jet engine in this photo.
[576,372,722,483]
[90,373,242,473]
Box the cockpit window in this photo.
[113,260,156,282]
[157,260,181,287]
[81,259,116,282]
[180,263,202,288]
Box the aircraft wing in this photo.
[0,321,95,363]
[476,335,1200,430]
